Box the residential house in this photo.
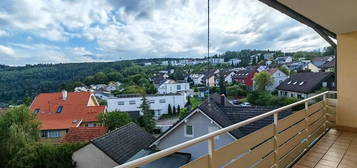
[202,69,220,87]
[257,65,269,72]
[263,53,274,60]
[250,54,260,64]
[312,56,334,67]
[161,61,169,66]
[190,74,205,85]
[228,58,241,66]
[277,72,335,99]
[275,56,292,64]
[30,91,106,141]
[74,86,90,92]
[62,126,107,143]
[303,62,320,72]
[233,69,257,89]
[157,79,190,94]
[72,122,191,168]
[150,94,291,159]
[217,69,236,84]
[144,62,152,66]
[209,58,225,65]
[107,93,187,119]
[265,68,289,91]
[319,59,335,72]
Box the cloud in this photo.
[0,29,9,37]
[0,0,329,65]
[0,45,15,56]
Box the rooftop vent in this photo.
[62,90,67,100]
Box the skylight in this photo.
[293,82,298,85]
[56,106,63,113]
[299,82,305,85]
[287,81,292,84]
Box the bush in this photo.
[179,108,189,119]
[98,111,132,131]
[10,142,83,168]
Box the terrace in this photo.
[115,0,357,167]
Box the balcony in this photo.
[116,91,338,168]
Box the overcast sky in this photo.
[0,0,328,65]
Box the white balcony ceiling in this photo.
[278,0,357,34]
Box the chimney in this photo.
[220,94,225,106]
[62,90,67,100]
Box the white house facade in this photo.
[107,94,187,118]
[266,68,289,91]
[157,80,190,94]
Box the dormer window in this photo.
[56,106,63,113]
[33,109,40,115]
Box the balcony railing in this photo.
[115,91,337,168]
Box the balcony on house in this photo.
[114,1,357,168]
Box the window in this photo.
[322,82,328,87]
[185,125,193,137]
[48,130,60,138]
[56,106,63,113]
[159,99,166,103]
[287,81,292,84]
[41,131,47,138]
[299,82,305,86]
[33,109,40,115]
[118,101,124,105]
[149,99,155,104]
[129,100,136,105]
[87,123,96,127]
[177,85,181,90]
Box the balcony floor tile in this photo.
[293,128,357,168]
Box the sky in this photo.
[0,0,329,66]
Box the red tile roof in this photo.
[30,91,106,130]
[62,126,108,143]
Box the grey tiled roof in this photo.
[276,72,334,93]
[91,122,156,164]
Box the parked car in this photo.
[232,99,240,105]
[240,102,251,107]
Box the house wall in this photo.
[158,83,190,94]
[267,70,288,91]
[40,129,67,142]
[88,95,99,106]
[337,31,357,128]
[156,111,235,160]
[107,94,187,117]
[72,143,118,168]
[307,63,321,72]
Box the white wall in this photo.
[107,94,187,117]
[267,70,288,91]
[73,143,118,168]
[158,82,190,94]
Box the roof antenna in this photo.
[207,0,211,105]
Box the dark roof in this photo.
[276,72,334,93]
[151,74,166,86]
[91,122,156,164]
[128,150,191,168]
[233,69,256,79]
[319,59,335,69]
[202,69,217,81]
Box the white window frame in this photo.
[47,130,60,138]
[184,125,194,137]
[159,99,166,103]
[129,100,136,105]
[322,82,328,87]
[118,101,125,105]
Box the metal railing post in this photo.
[208,137,215,168]
[304,101,309,147]
[273,112,279,168]
[323,93,327,131]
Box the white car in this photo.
[240,102,251,107]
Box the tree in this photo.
[94,72,108,84]
[278,66,290,76]
[168,104,172,115]
[107,71,123,82]
[173,106,177,114]
[177,105,181,115]
[322,46,335,56]
[219,75,226,95]
[138,95,155,133]
[226,84,247,98]
[253,72,273,91]
[98,99,107,106]
[0,106,40,166]
[23,96,32,106]
[97,111,131,131]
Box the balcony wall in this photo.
[337,31,357,129]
